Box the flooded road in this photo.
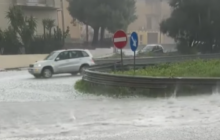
[0,70,220,139]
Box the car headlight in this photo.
[36,64,41,67]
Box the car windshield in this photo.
[44,51,59,60]
[142,45,156,52]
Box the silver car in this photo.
[28,49,95,78]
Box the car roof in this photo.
[53,49,90,53]
[53,49,93,57]
[146,44,162,46]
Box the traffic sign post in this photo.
[113,30,127,65]
[129,32,139,74]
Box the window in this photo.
[69,51,84,58]
[82,51,89,57]
[140,35,143,41]
[140,35,143,45]
[57,51,69,60]
[45,51,60,60]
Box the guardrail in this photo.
[94,53,220,64]
[82,63,220,89]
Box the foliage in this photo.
[74,80,153,98]
[6,6,37,53]
[30,26,69,54]
[75,60,219,97]
[74,79,213,98]
[0,27,22,54]
[115,59,220,77]
[0,6,69,54]
[67,0,137,45]
[160,0,220,54]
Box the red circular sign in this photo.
[113,30,127,49]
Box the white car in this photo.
[28,49,95,78]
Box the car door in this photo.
[54,51,70,73]
[68,51,84,72]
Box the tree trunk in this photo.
[100,27,105,45]
[92,26,99,46]
[43,26,46,40]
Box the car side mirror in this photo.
[55,57,60,61]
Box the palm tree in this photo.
[42,19,55,38]
[6,6,24,33]
[6,6,36,53]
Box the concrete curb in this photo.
[0,67,27,72]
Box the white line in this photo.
[114,37,127,42]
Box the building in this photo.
[127,0,175,45]
[57,0,82,40]
[0,0,62,35]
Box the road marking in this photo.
[114,37,127,42]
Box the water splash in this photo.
[212,82,220,95]
[172,83,179,98]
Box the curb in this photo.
[0,67,27,72]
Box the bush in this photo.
[74,80,214,98]
[114,59,220,77]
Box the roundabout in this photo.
[75,59,220,97]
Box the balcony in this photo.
[14,0,60,10]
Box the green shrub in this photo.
[114,59,220,77]
[74,59,219,97]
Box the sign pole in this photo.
[134,51,136,75]
[129,31,139,75]
[120,49,123,65]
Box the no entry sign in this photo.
[113,30,127,49]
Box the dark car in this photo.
[138,44,164,54]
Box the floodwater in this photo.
[0,70,220,140]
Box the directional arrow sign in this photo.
[130,32,139,52]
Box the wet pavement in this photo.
[0,70,220,140]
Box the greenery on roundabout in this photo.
[114,59,220,77]
[74,60,220,97]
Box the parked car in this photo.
[138,44,164,54]
[28,49,95,78]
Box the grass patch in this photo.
[114,59,220,77]
[74,80,214,98]
[74,59,219,97]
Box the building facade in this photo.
[57,0,81,40]
[128,0,175,45]
[0,0,61,35]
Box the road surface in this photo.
[0,70,220,140]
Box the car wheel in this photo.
[42,68,53,78]
[79,65,89,75]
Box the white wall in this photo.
[0,48,114,69]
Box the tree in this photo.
[6,6,36,53]
[42,19,55,38]
[67,0,137,45]
[160,0,220,54]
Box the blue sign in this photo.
[129,32,139,52]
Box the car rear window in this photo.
[82,51,89,57]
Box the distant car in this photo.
[138,44,164,54]
[28,49,95,78]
